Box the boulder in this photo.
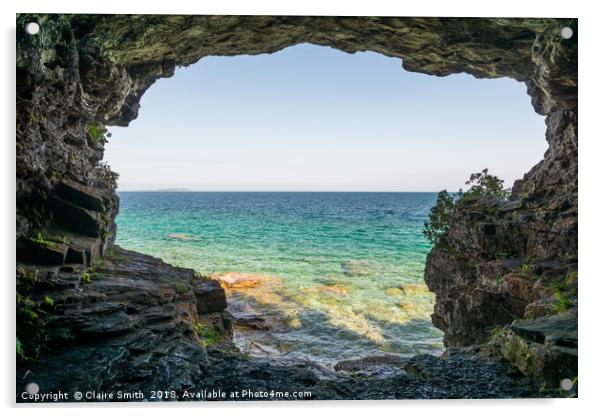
[193,279,227,314]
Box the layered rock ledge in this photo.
[17,247,232,396]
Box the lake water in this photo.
[115,192,444,366]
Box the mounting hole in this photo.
[25,22,40,35]
[560,27,573,40]
[560,378,574,391]
[25,382,40,394]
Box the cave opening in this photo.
[102,43,546,365]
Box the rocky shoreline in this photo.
[18,247,545,401]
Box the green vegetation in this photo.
[424,169,509,245]
[171,281,189,294]
[547,271,577,313]
[550,279,577,313]
[30,232,54,248]
[16,267,56,362]
[193,322,221,347]
[78,265,108,284]
[48,168,61,182]
[458,168,510,201]
[67,147,76,163]
[99,211,112,240]
[565,270,578,284]
[87,123,107,144]
[28,231,70,248]
[518,260,538,280]
[423,190,455,245]
[80,270,92,284]
[96,162,119,189]
[16,337,26,360]
[488,325,505,341]
[80,268,104,284]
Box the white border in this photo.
[3,1,600,415]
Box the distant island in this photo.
[126,188,191,192]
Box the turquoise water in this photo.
[116,192,444,365]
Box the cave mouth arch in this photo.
[16,15,577,386]
[16,15,577,237]
[103,41,548,364]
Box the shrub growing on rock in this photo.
[458,168,509,201]
[423,190,455,245]
[86,123,107,145]
[424,169,509,245]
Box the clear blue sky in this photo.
[104,43,547,192]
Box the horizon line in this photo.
[117,189,448,193]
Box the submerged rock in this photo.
[397,301,421,314]
[384,287,403,297]
[340,260,373,277]
[399,283,430,295]
[235,314,271,331]
[303,283,350,297]
[212,272,280,289]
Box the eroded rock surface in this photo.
[488,309,577,387]
[17,247,231,399]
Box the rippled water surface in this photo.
[116,192,444,366]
